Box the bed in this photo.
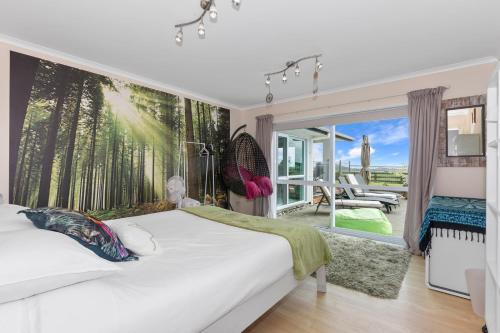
[419,196,486,298]
[0,205,328,333]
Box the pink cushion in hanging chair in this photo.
[244,180,262,200]
[252,176,273,197]
[224,165,254,182]
[239,166,253,182]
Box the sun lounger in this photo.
[338,176,399,212]
[352,174,403,198]
[314,184,383,214]
[345,174,400,201]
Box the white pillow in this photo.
[105,221,161,256]
[0,229,120,304]
[0,204,36,232]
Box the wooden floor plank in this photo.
[245,256,483,333]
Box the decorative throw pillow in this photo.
[244,180,262,200]
[105,220,161,256]
[18,208,137,262]
[252,176,273,197]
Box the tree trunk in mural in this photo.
[37,65,71,207]
[59,74,85,208]
[9,53,40,202]
[84,100,101,211]
[118,137,125,206]
[184,98,199,199]
[14,112,33,203]
[21,130,37,207]
[109,115,119,208]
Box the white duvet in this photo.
[0,208,293,333]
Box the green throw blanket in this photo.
[181,206,332,280]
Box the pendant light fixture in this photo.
[264,54,323,103]
[175,0,240,45]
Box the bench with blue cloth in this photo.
[419,196,486,252]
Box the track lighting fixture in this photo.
[174,0,240,45]
[264,54,323,103]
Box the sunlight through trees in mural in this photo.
[9,52,230,218]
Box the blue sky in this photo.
[330,117,409,166]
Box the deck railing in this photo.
[313,162,408,186]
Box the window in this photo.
[277,134,306,208]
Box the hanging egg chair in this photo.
[222,125,273,200]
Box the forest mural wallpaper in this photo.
[9,52,230,219]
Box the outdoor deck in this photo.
[278,198,406,238]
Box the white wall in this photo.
[434,167,486,199]
[0,41,240,203]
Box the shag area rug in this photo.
[321,231,411,299]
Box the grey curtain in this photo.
[254,114,274,217]
[404,87,446,254]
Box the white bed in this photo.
[0,206,326,333]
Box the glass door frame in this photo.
[276,133,307,209]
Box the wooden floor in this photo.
[245,256,483,333]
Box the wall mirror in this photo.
[446,105,485,157]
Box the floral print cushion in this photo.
[19,208,137,262]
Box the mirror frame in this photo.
[445,104,486,157]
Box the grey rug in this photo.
[321,231,411,299]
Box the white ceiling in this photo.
[1,0,499,109]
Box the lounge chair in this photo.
[353,174,403,198]
[314,184,383,214]
[345,174,400,201]
[338,176,399,212]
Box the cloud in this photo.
[339,146,375,161]
[354,119,408,146]
[392,152,400,156]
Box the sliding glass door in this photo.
[272,115,409,241]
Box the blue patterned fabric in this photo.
[418,196,486,251]
[19,208,137,262]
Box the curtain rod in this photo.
[273,85,451,118]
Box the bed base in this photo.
[425,230,485,299]
[202,265,327,333]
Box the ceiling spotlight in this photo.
[175,28,183,45]
[282,72,287,84]
[294,64,300,77]
[232,0,241,9]
[209,3,218,20]
[265,75,271,86]
[316,58,323,71]
[198,20,206,38]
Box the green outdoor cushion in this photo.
[335,208,392,235]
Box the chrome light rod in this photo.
[174,0,212,29]
[264,54,323,104]
[174,0,241,45]
[264,54,323,77]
